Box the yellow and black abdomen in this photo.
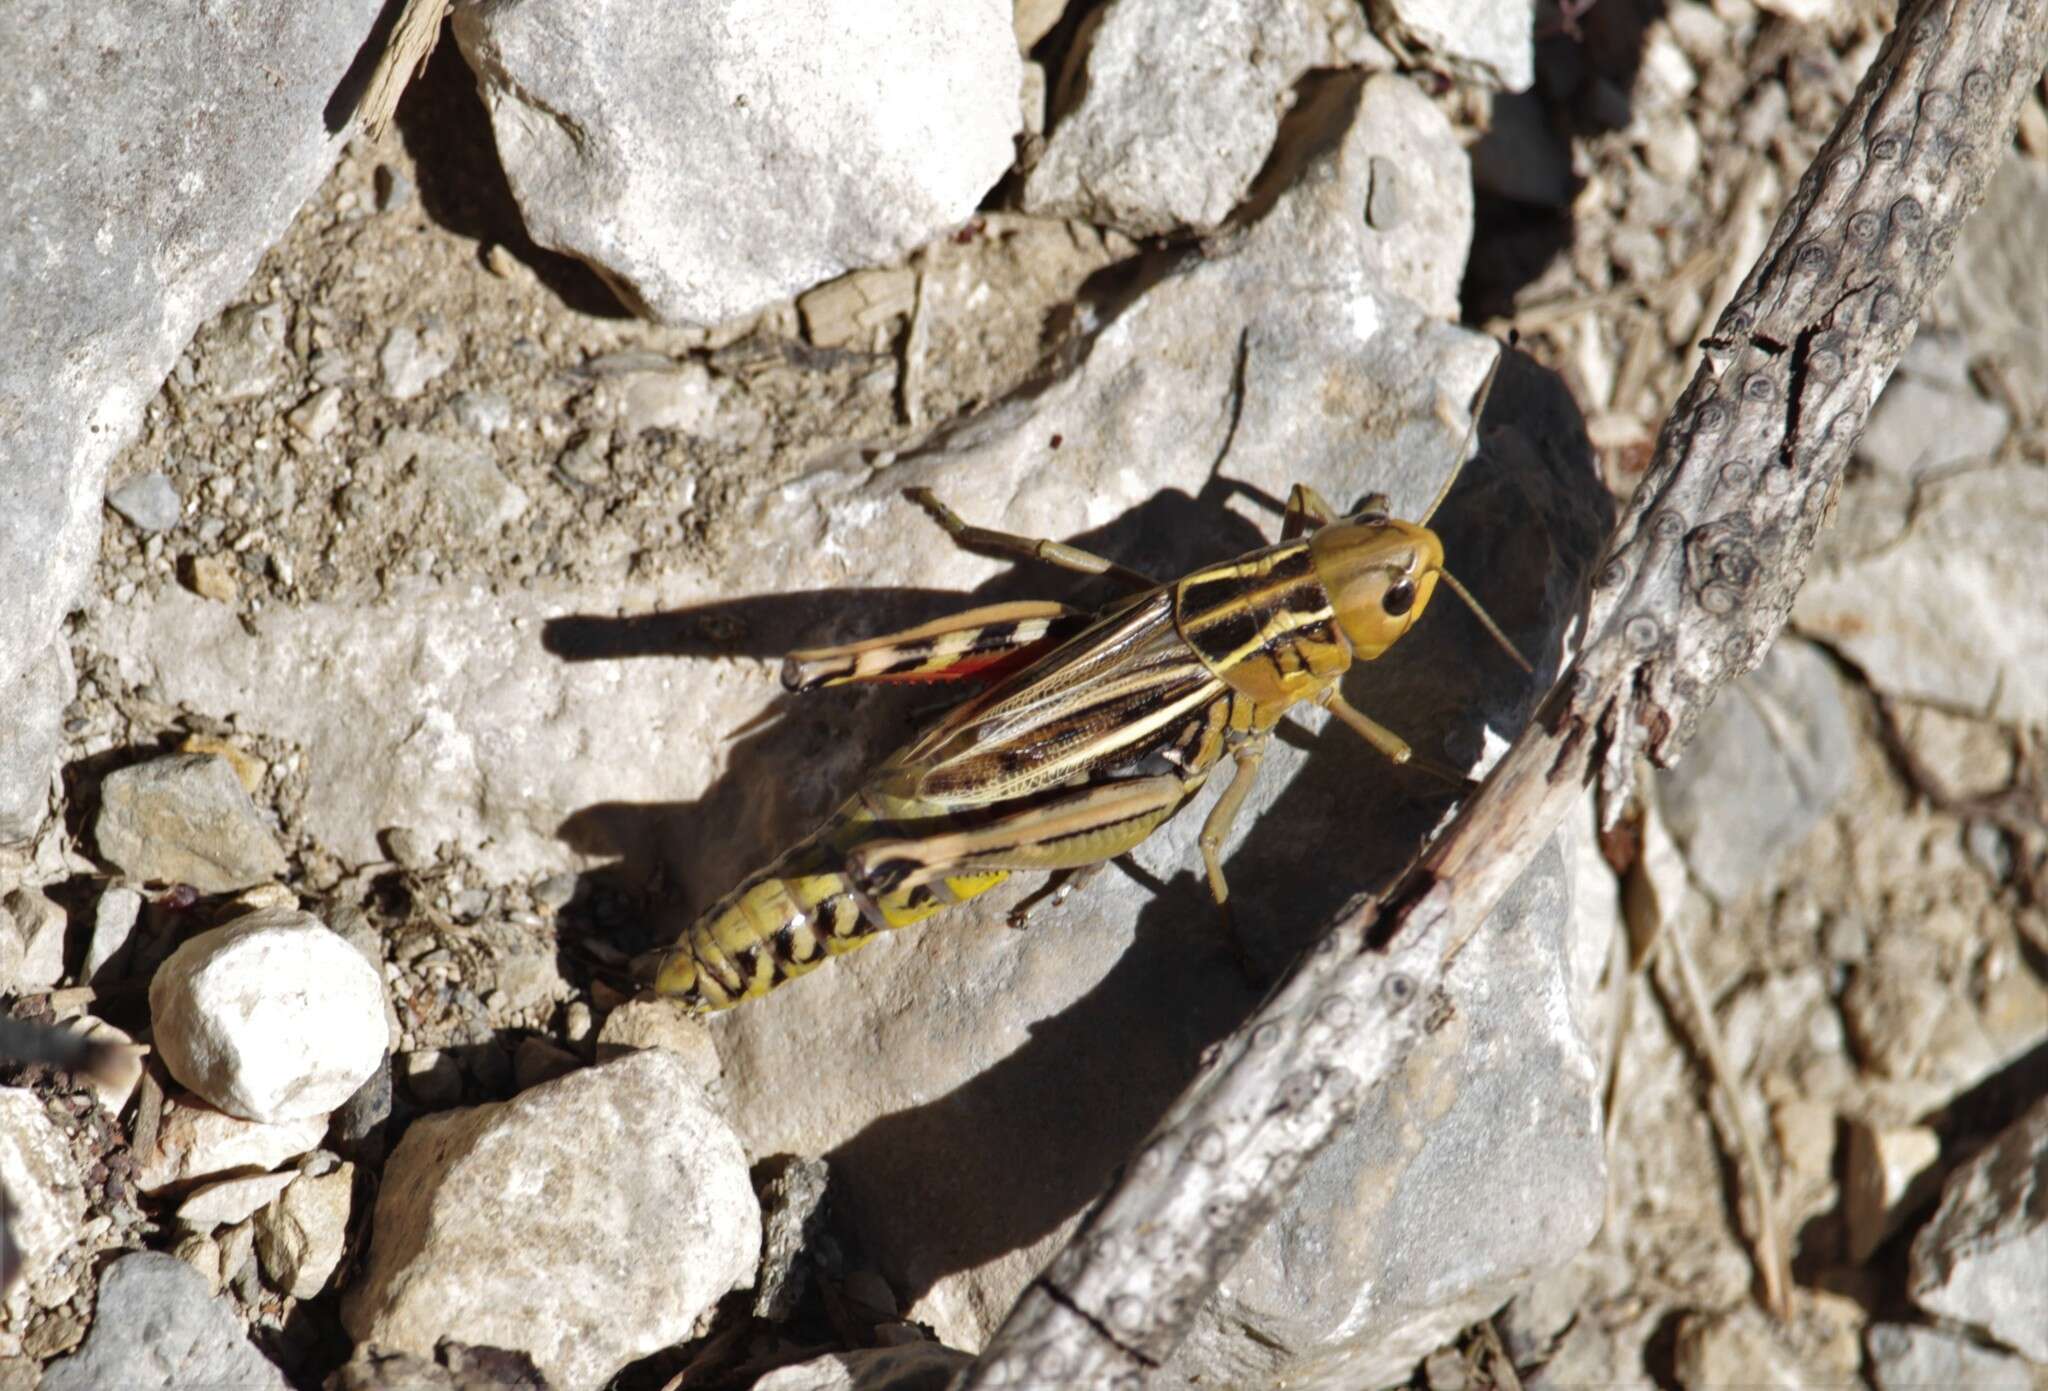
[649,794,1009,1013]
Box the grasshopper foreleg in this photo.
[1321,691,1478,790]
[1197,735,1268,907]
[905,487,1159,592]
[1280,484,1388,539]
[1323,690,1413,764]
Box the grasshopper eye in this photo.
[1381,579,1417,617]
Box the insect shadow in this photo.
[544,349,1607,1305]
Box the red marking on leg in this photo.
[861,642,1059,684]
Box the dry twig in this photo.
[962,4,2048,1385]
[354,0,451,141]
[1654,912,1793,1318]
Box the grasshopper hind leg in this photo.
[782,600,1087,692]
[844,775,1190,898]
[905,487,1159,591]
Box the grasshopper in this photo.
[649,350,1532,1013]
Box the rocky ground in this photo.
[3,1,2047,1389]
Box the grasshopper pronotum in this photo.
[648,348,1532,1013]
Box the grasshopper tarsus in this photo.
[1213,898,1273,994]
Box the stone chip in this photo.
[255,1162,356,1298]
[94,752,287,893]
[106,473,184,534]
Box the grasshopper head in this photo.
[1298,339,1535,672]
[1307,516,1445,660]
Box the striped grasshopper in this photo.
[649,350,1532,1013]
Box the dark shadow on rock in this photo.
[393,28,630,319]
[544,589,1010,667]
[323,0,409,135]
[1464,1,1671,322]
[822,873,1265,1304]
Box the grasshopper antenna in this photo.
[1421,330,1516,527]
[1424,332,1533,673]
[1437,569,1534,673]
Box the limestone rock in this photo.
[0,1088,86,1335]
[1797,464,2048,725]
[593,997,722,1089]
[94,753,287,893]
[1013,0,1067,51]
[1867,1322,2037,1391]
[255,1161,355,1299]
[1166,841,1604,1388]
[1024,0,1318,236]
[1254,71,1475,322]
[1671,1305,1834,1390]
[343,1050,761,1390]
[754,1156,831,1323]
[1657,638,1854,905]
[0,642,71,844]
[1368,0,1535,91]
[1844,1121,1943,1262]
[1858,374,2010,480]
[1930,155,2048,406]
[2,885,68,992]
[149,908,387,1123]
[174,1172,297,1232]
[106,472,184,534]
[0,0,385,846]
[39,1252,288,1391]
[133,1092,326,1193]
[381,428,531,541]
[452,0,1021,326]
[82,883,143,985]
[750,1344,975,1391]
[1907,1093,2048,1361]
[377,321,458,402]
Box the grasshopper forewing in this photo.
[648,350,1532,1013]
